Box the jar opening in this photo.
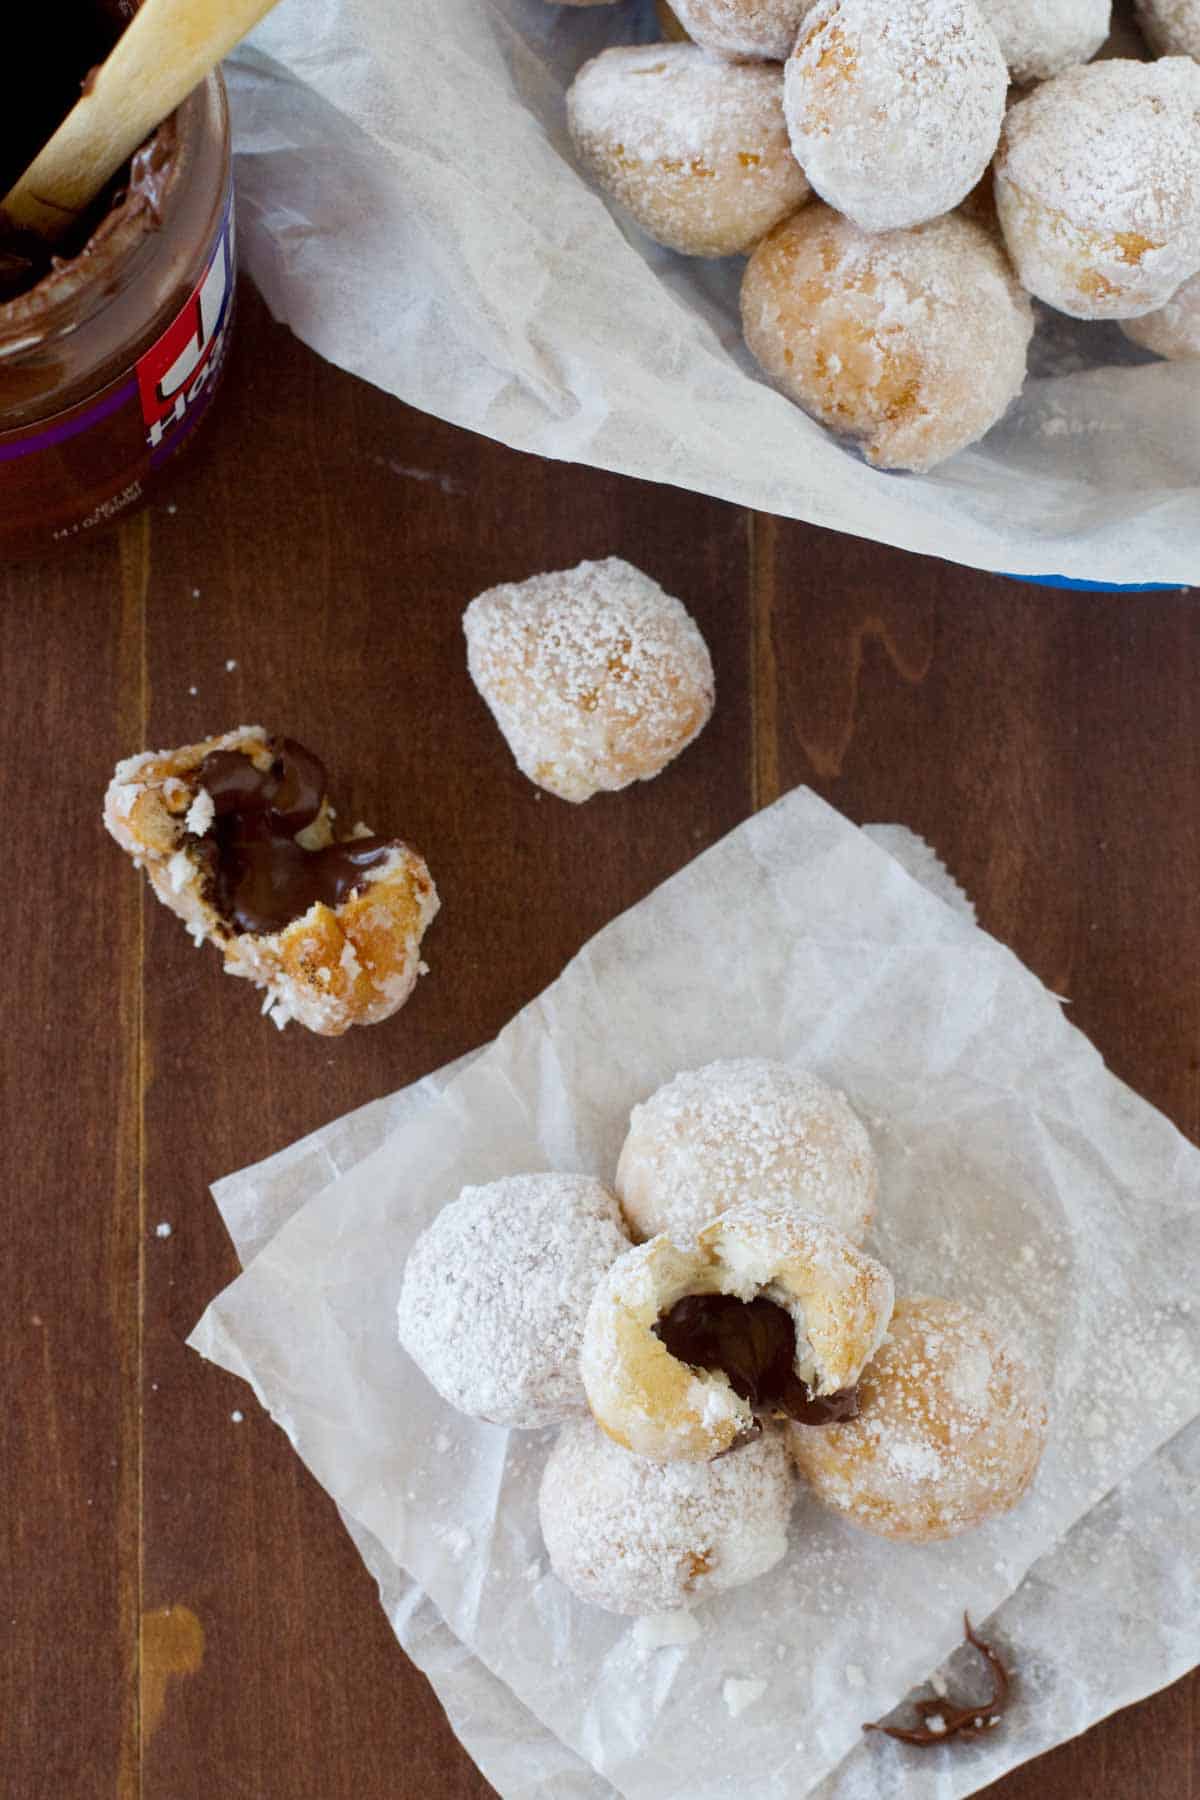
[0,0,189,341]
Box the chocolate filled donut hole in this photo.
[654,1293,861,1429]
[539,1417,795,1616]
[103,727,439,1035]
[191,738,403,937]
[581,1203,893,1462]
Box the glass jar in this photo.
[0,70,234,557]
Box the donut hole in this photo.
[653,1290,860,1426]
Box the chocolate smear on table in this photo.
[863,1615,1011,1747]
[190,737,401,937]
[653,1293,859,1426]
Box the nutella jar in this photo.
[0,54,234,557]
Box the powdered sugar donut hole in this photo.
[668,0,816,60]
[463,556,714,803]
[1135,0,1200,56]
[995,59,1200,320]
[616,1059,877,1245]
[787,1296,1049,1543]
[1122,268,1200,358]
[539,1416,795,1614]
[741,205,1033,473]
[978,0,1111,85]
[783,0,1007,231]
[396,1174,630,1428]
[567,45,810,258]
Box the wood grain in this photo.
[2,277,1196,1799]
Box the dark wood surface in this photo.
[2,279,1196,1800]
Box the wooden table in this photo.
[4,279,1196,1799]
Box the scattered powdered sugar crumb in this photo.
[230,1410,244,1423]
[154,1222,172,1238]
[723,1677,767,1717]
[433,1523,473,1562]
[925,1711,948,1735]
[166,849,193,893]
[184,787,215,837]
[225,659,238,672]
[434,1432,452,1454]
[633,1612,703,1658]
[187,685,198,697]
[523,1559,543,1583]
[930,1669,949,1698]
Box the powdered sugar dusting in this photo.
[784,0,1007,231]
[397,1174,630,1428]
[741,206,1033,472]
[789,1297,1049,1541]
[1136,0,1200,58]
[568,45,810,259]
[616,1058,877,1246]
[978,0,1109,84]
[539,1417,794,1615]
[670,0,816,60]
[996,58,1200,319]
[464,557,714,803]
[1122,266,1200,359]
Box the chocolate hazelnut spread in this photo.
[0,5,233,557]
[191,739,403,937]
[654,1293,860,1426]
[1,4,143,300]
[863,1614,1011,1746]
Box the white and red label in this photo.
[137,195,236,457]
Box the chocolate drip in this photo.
[191,737,400,936]
[863,1615,1011,1747]
[653,1293,859,1427]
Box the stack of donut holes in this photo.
[398,1059,1049,1618]
[556,0,1200,473]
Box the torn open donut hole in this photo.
[190,737,403,936]
[653,1293,860,1427]
[580,1201,893,1463]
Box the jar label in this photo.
[0,182,236,551]
[139,192,236,460]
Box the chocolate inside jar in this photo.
[189,738,401,937]
[1,3,156,303]
[654,1293,860,1428]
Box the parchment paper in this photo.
[192,790,1200,1798]
[222,0,1200,587]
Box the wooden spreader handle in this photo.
[2,0,281,241]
